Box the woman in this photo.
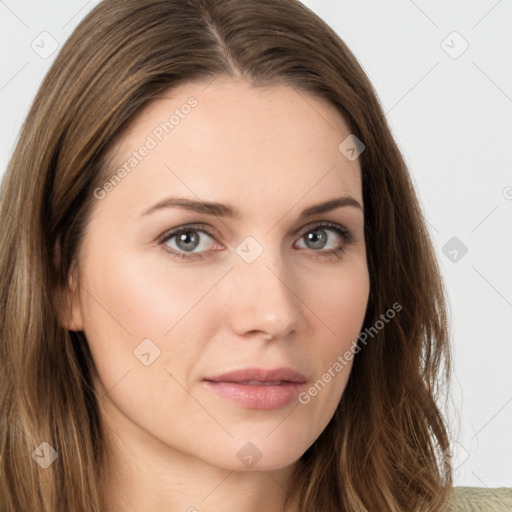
[1,0,504,510]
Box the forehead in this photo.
[102,77,363,216]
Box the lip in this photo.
[205,367,307,384]
[203,367,308,410]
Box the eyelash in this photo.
[158,221,355,262]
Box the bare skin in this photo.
[61,76,370,512]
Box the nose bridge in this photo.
[234,232,289,286]
[228,234,303,337]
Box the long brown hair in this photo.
[0,0,454,510]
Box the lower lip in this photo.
[203,381,306,410]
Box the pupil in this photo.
[177,231,198,251]
[307,230,326,249]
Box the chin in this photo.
[198,435,311,473]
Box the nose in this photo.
[227,245,305,341]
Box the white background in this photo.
[1,0,511,488]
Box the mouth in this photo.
[203,367,308,410]
[230,380,288,385]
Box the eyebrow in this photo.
[139,195,363,220]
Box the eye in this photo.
[295,221,354,259]
[159,223,218,260]
[158,221,354,261]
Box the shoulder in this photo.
[449,486,512,511]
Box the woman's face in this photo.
[65,77,370,472]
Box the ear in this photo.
[53,238,84,332]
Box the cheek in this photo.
[77,247,225,381]
[291,261,369,409]
[308,260,370,350]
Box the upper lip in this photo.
[204,367,307,384]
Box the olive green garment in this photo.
[449,487,512,511]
